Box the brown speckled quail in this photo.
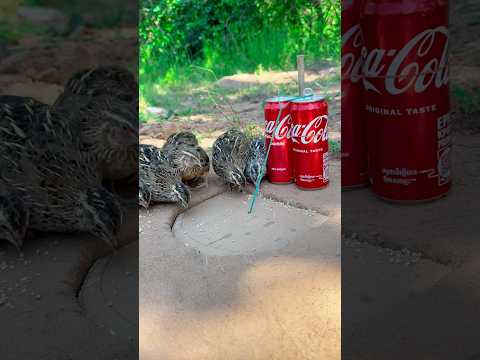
[162,132,210,189]
[139,144,190,208]
[212,129,249,190]
[0,95,123,248]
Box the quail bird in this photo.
[0,96,123,248]
[212,129,249,190]
[244,137,267,185]
[139,144,190,208]
[162,132,210,189]
[53,65,138,183]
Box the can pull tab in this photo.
[303,88,314,97]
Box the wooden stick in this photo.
[297,54,305,96]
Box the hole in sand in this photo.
[172,192,328,256]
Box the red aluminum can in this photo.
[361,0,451,202]
[290,96,329,190]
[264,96,295,184]
[341,0,369,188]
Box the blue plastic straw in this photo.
[248,94,313,214]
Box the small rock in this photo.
[146,107,174,120]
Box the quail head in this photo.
[53,66,139,182]
[245,137,267,184]
[163,131,199,150]
[79,187,123,247]
[212,129,249,190]
[140,143,166,165]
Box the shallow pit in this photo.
[172,192,328,256]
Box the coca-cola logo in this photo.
[342,24,363,83]
[291,115,329,144]
[265,114,293,140]
[362,26,449,95]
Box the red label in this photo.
[362,0,451,201]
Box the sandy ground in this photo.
[0,207,138,360]
[342,132,480,359]
[140,163,341,360]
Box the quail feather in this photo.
[138,181,151,209]
[163,131,199,149]
[0,96,123,248]
[245,137,267,185]
[139,143,166,165]
[53,65,138,182]
[0,183,29,251]
[212,129,249,190]
[162,132,210,189]
[139,144,190,208]
[0,95,48,117]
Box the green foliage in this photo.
[140,0,340,97]
[329,139,340,154]
[453,84,480,115]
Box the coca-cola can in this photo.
[341,0,369,188]
[290,96,329,190]
[361,0,451,202]
[264,96,295,184]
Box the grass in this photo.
[453,84,480,115]
[140,69,340,126]
[140,22,340,113]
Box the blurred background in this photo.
[0,0,137,104]
[139,0,341,151]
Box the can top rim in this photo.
[291,95,325,103]
[265,96,296,103]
